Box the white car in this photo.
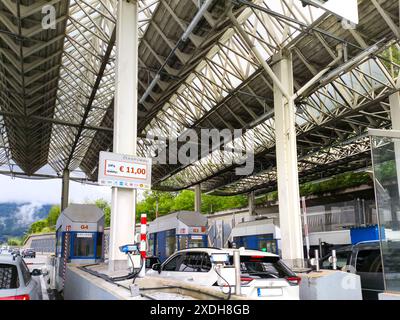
[147,247,300,300]
[0,254,43,300]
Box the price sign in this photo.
[105,160,147,180]
[98,151,152,190]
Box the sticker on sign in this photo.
[98,151,152,190]
[77,233,93,238]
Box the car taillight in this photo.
[286,276,301,286]
[0,294,30,300]
[240,277,254,286]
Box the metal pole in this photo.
[314,249,320,272]
[389,92,400,230]
[319,238,323,259]
[139,213,147,278]
[302,196,310,260]
[248,191,255,215]
[332,249,337,270]
[61,169,69,211]
[194,184,201,212]
[155,196,159,219]
[233,249,241,296]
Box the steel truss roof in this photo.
[0,0,399,196]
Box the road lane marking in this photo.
[40,275,49,300]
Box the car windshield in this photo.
[227,255,296,279]
[0,263,19,289]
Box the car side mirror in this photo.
[41,268,49,276]
[152,263,162,274]
[31,269,42,276]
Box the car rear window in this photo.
[0,264,19,289]
[228,255,296,279]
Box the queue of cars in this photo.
[147,247,301,300]
[1,241,393,300]
[0,249,43,300]
[146,241,394,300]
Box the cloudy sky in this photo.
[0,174,112,205]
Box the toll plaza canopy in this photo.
[0,0,399,196]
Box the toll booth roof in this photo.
[60,204,104,223]
[231,218,277,238]
[149,211,207,233]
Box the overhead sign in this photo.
[98,151,152,190]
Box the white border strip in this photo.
[368,128,400,139]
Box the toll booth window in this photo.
[0,264,19,289]
[56,228,62,257]
[73,233,95,257]
[165,230,176,257]
[178,236,187,251]
[96,233,103,258]
[149,234,155,256]
[188,236,204,248]
[259,239,277,254]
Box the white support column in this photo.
[273,50,304,268]
[109,0,138,271]
[389,92,400,229]
[248,191,255,215]
[61,169,69,211]
[194,184,201,212]
[390,92,400,129]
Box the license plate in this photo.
[257,288,283,297]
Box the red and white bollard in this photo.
[139,213,147,278]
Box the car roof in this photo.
[177,247,279,258]
[0,254,20,265]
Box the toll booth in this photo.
[148,211,208,261]
[231,219,281,255]
[54,204,105,291]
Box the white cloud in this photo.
[14,202,44,226]
[0,175,111,205]
[0,175,144,205]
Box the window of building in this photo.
[72,233,95,257]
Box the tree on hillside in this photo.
[28,220,48,234]
[7,237,22,246]
[171,190,194,212]
[136,191,175,221]
[94,199,111,227]
[46,205,61,228]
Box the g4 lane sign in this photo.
[98,151,152,190]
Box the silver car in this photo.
[0,254,42,300]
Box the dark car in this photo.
[11,249,20,256]
[320,241,385,300]
[22,249,36,259]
